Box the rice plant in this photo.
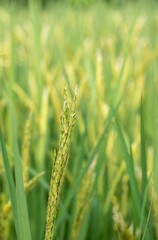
[0,1,158,240]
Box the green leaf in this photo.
[140,97,147,197]
[11,107,32,240]
[139,172,152,240]
[0,129,20,238]
[113,108,141,223]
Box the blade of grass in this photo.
[141,193,153,240]
[89,198,100,240]
[77,209,91,240]
[103,162,125,214]
[0,129,20,238]
[140,97,147,197]
[11,106,32,240]
[139,171,153,240]
[113,108,141,223]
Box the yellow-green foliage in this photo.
[45,86,77,240]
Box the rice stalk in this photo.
[44,85,77,240]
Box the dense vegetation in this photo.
[0,1,158,240]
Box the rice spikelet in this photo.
[44,85,77,240]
